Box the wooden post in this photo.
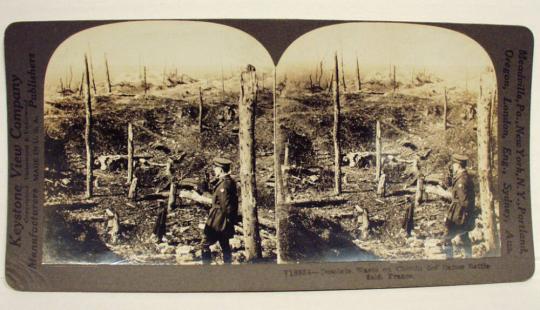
[127,123,134,183]
[375,120,381,181]
[198,87,204,133]
[261,72,265,91]
[377,173,386,197]
[83,55,94,198]
[239,65,262,261]
[128,177,138,200]
[356,55,361,91]
[478,79,499,255]
[340,53,346,92]
[167,182,177,211]
[309,74,313,89]
[143,66,147,96]
[443,87,448,130]
[105,54,112,94]
[333,52,342,195]
[328,73,334,93]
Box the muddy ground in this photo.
[44,75,492,265]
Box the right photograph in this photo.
[273,22,500,263]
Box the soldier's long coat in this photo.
[204,175,239,238]
[446,170,476,230]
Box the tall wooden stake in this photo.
[239,66,262,261]
[333,52,342,195]
[375,120,381,181]
[83,55,94,198]
[127,123,134,183]
[105,54,112,93]
[443,87,448,130]
[89,53,97,95]
[356,55,361,91]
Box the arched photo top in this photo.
[276,22,496,90]
[44,20,274,98]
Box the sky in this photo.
[45,20,274,91]
[45,21,495,92]
[276,22,495,84]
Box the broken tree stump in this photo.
[153,202,167,243]
[355,206,370,240]
[239,65,263,261]
[415,174,424,206]
[128,177,138,200]
[106,209,120,244]
[167,182,177,211]
[377,173,386,198]
[403,204,415,237]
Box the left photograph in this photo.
[43,21,276,265]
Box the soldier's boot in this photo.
[220,238,232,264]
[444,239,454,259]
[201,247,212,265]
[461,233,472,258]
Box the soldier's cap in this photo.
[451,154,468,165]
[213,157,232,169]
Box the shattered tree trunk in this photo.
[273,67,290,263]
[198,87,204,133]
[127,123,134,183]
[105,55,112,93]
[89,54,97,95]
[83,55,94,198]
[239,67,262,261]
[333,52,342,195]
[477,81,499,255]
[340,53,346,92]
[356,56,361,91]
[443,87,448,130]
[375,121,382,181]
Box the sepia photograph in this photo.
[43,21,501,265]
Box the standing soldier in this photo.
[201,158,239,264]
[444,154,477,258]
